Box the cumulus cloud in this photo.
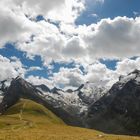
[1,0,85,23]
[46,57,140,89]
[11,0,65,16]
[17,23,65,64]
[116,57,140,75]
[1,54,139,89]
[0,5,32,47]
[83,16,140,59]
[62,36,87,58]
[0,0,85,46]
[47,0,85,23]
[27,66,43,72]
[0,0,140,89]
[16,16,140,65]
[0,55,25,81]
[49,61,119,88]
[0,0,140,65]
[26,75,54,88]
[51,67,84,88]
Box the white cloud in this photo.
[24,16,140,65]
[47,0,85,23]
[0,55,25,81]
[62,36,87,58]
[0,0,85,48]
[83,16,140,59]
[91,13,98,18]
[17,23,65,64]
[0,5,32,47]
[1,0,85,23]
[51,67,85,88]
[48,57,140,89]
[84,62,119,87]
[27,66,43,72]
[0,0,140,89]
[116,57,140,75]
[12,0,65,16]
[26,75,54,88]
[49,62,119,88]
[1,0,140,66]
[1,54,139,89]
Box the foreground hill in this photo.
[0,99,140,140]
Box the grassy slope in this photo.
[0,99,139,140]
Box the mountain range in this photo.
[0,69,140,135]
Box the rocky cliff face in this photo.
[86,70,140,135]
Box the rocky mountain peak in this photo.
[130,69,140,75]
[86,70,140,135]
[75,84,84,91]
[35,84,51,92]
[51,87,63,94]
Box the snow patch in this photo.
[119,73,136,84]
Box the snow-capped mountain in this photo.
[0,76,110,126]
[35,81,108,114]
[36,85,88,115]
[1,69,140,135]
[76,82,108,104]
[0,77,84,126]
[118,69,140,88]
[86,69,140,135]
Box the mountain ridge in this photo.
[0,69,140,135]
[86,69,140,135]
[0,76,83,126]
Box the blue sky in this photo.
[0,0,140,88]
[76,0,140,25]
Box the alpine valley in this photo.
[0,69,140,139]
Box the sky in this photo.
[0,0,140,89]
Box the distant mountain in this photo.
[51,87,63,94]
[66,89,73,93]
[76,82,107,105]
[35,84,51,93]
[86,69,140,135]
